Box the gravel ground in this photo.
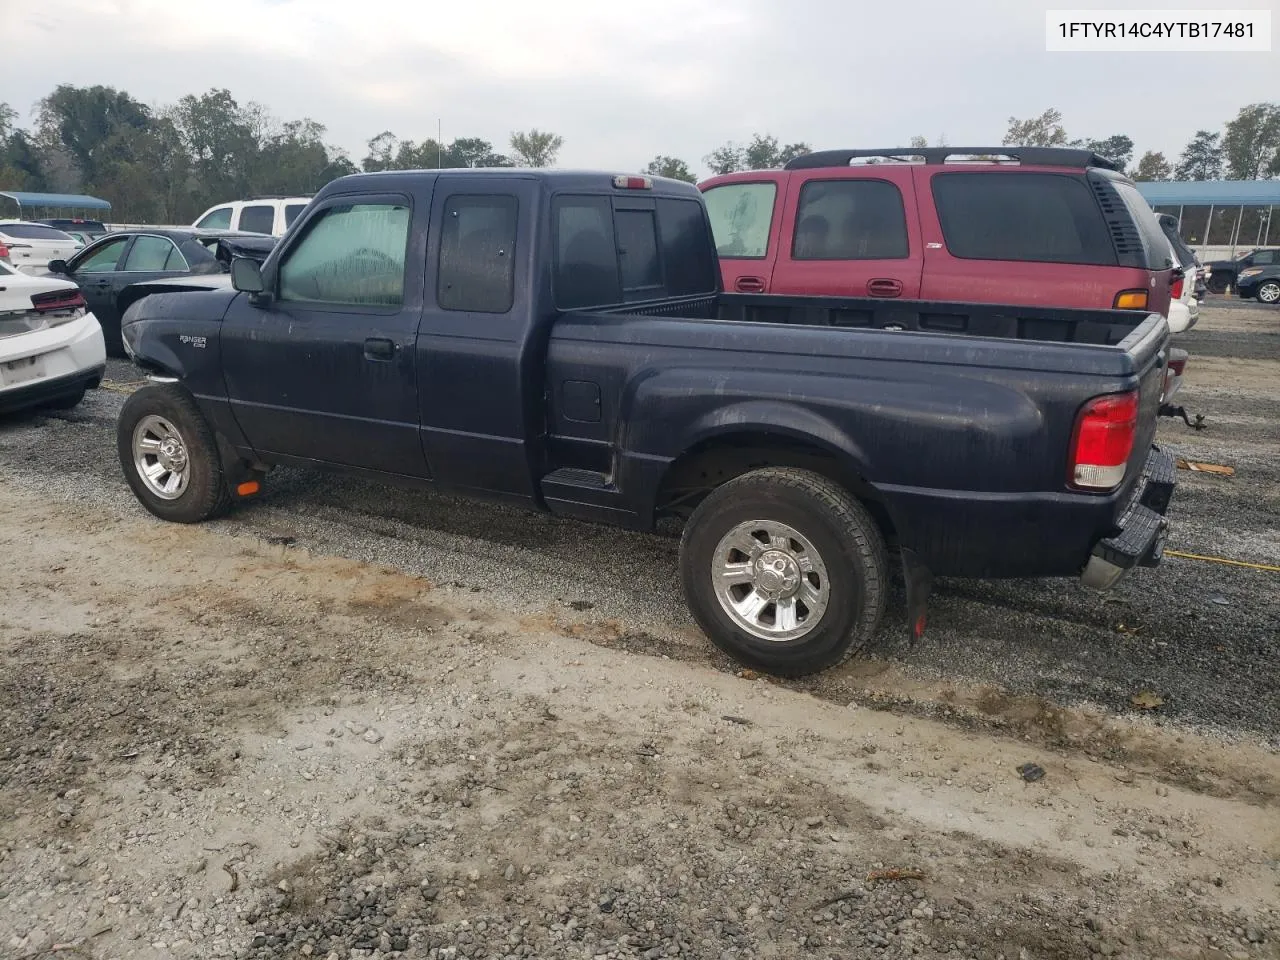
[1,303,1276,741]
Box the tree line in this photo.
[3,84,1278,224]
[997,105,1280,181]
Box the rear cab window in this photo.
[552,191,716,309]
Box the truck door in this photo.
[220,189,431,477]
[768,167,924,299]
[699,173,787,293]
[414,175,539,503]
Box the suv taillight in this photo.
[1171,276,1184,299]
[0,241,9,261]
[1069,391,1139,491]
[1114,290,1149,310]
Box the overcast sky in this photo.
[8,0,1277,177]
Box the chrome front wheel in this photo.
[132,414,190,500]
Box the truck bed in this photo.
[608,292,1157,347]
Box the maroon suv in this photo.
[699,147,1174,317]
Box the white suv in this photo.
[192,196,311,237]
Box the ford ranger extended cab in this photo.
[117,169,1176,676]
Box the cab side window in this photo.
[437,195,518,313]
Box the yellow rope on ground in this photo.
[97,380,145,394]
[1165,549,1280,574]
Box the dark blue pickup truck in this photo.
[117,168,1176,675]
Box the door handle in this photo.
[364,338,396,361]
[735,276,766,293]
[867,278,903,298]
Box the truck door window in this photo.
[438,194,518,313]
[791,180,909,260]
[615,209,662,295]
[279,202,410,306]
[702,183,775,258]
[553,196,622,309]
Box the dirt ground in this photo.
[1,302,1278,960]
[0,491,1277,960]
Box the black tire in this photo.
[679,467,887,677]
[42,388,86,411]
[1256,281,1280,305]
[117,383,232,523]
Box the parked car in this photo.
[46,228,277,357]
[1155,214,1199,334]
[699,146,1175,317]
[1204,248,1278,293]
[0,221,83,275]
[1235,262,1280,304]
[116,169,1175,677]
[0,259,105,414]
[192,196,312,236]
[36,218,109,239]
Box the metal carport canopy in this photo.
[0,191,113,212]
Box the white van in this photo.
[191,196,312,237]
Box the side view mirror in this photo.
[230,256,266,296]
[47,259,67,275]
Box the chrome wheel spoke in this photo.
[800,579,823,608]
[733,589,769,623]
[137,436,163,453]
[774,596,799,632]
[720,562,754,586]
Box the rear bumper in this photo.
[0,363,104,413]
[1080,445,1176,589]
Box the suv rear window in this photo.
[703,183,775,258]
[553,194,716,309]
[792,180,908,260]
[0,223,74,241]
[932,172,1116,266]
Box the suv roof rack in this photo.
[246,194,312,201]
[783,147,1123,173]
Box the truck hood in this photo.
[118,275,237,320]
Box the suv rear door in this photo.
[768,167,923,299]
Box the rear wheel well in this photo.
[655,435,896,544]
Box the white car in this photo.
[0,220,83,275]
[1155,214,1199,335]
[192,196,311,237]
[0,260,106,414]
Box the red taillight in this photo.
[1171,277,1184,299]
[1069,391,1139,491]
[0,241,9,260]
[613,175,653,190]
[30,289,86,313]
[1168,356,1186,376]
